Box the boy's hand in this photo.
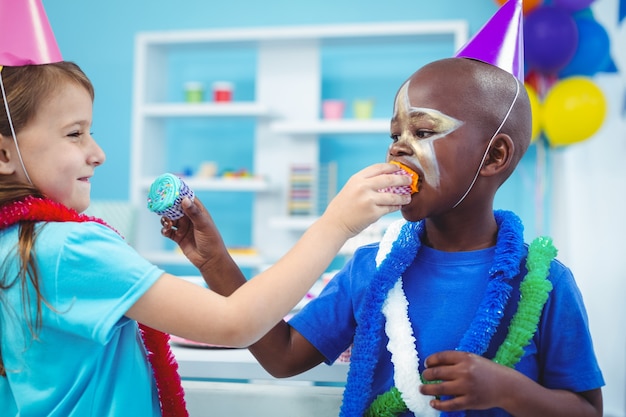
[160,197,230,272]
[420,350,514,412]
[420,350,603,416]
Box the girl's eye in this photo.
[68,131,81,138]
[390,134,399,143]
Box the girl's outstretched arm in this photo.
[126,163,411,348]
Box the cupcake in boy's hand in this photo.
[147,173,195,220]
[379,161,419,195]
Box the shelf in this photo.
[269,216,317,231]
[270,215,404,257]
[139,176,271,192]
[269,215,402,232]
[141,102,273,118]
[270,119,390,135]
[137,20,468,50]
[142,251,266,269]
[132,21,468,271]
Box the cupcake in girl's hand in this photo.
[379,161,419,195]
[147,173,194,220]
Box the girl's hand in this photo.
[321,162,412,238]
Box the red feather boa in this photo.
[0,196,188,416]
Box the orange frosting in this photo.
[390,161,419,194]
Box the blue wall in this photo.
[44,0,549,238]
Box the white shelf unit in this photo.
[130,21,467,269]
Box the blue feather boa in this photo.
[340,210,525,417]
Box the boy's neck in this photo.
[422,211,499,252]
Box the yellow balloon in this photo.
[542,77,607,147]
[525,83,542,143]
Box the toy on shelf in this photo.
[288,164,315,216]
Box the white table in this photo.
[171,344,349,384]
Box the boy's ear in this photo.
[0,133,18,175]
[481,133,514,177]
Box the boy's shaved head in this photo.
[395,57,532,179]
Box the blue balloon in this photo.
[553,0,596,12]
[559,17,611,77]
[525,6,579,74]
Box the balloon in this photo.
[524,70,558,96]
[552,0,596,12]
[524,6,578,74]
[494,0,543,15]
[542,77,606,147]
[525,83,542,143]
[559,17,611,77]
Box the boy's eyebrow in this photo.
[393,107,463,131]
[407,110,439,124]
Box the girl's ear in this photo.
[481,133,513,177]
[0,134,18,175]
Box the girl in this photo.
[0,61,411,416]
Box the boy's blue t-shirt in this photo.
[0,221,164,417]
[289,241,605,417]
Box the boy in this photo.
[165,1,604,415]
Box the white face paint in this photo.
[390,79,464,190]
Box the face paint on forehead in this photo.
[391,79,464,190]
[393,80,464,137]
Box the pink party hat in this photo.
[455,0,524,82]
[0,0,62,66]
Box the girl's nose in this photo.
[88,137,106,166]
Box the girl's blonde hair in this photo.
[0,62,94,376]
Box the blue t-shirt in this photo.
[289,241,605,417]
[0,221,164,417]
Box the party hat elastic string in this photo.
[0,66,32,184]
[452,79,520,208]
[0,0,64,184]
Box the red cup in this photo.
[213,81,233,102]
